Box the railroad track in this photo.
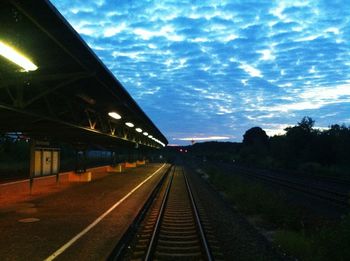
[235,168,350,207]
[235,165,350,187]
[209,162,350,207]
[109,165,221,260]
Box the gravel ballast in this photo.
[185,164,287,260]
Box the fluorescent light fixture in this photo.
[143,132,148,136]
[135,128,142,133]
[0,41,38,71]
[108,112,121,120]
[125,122,134,127]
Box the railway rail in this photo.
[245,171,348,205]
[233,164,350,187]
[226,165,350,208]
[109,165,219,260]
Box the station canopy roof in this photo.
[0,0,167,149]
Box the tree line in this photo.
[189,117,350,177]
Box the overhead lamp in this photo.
[135,128,142,133]
[125,122,134,127]
[148,135,153,138]
[108,112,121,120]
[143,132,148,136]
[0,41,38,72]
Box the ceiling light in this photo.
[135,128,142,133]
[125,122,134,127]
[108,112,121,120]
[148,135,153,138]
[143,132,148,136]
[0,41,38,71]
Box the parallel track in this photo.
[235,168,349,207]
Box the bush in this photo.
[203,165,350,260]
[316,214,350,260]
[298,162,323,174]
[205,166,303,229]
[274,230,315,260]
[275,215,350,261]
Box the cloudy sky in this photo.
[50,0,350,145]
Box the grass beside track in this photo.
[201,164,350,261]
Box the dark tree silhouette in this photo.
[282,117,317,163]
[187,117,350,177]
[297,116,315,132]
[241,127,269,165]
[243,127,269,147]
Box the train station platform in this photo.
[0,161,149,206]
[0,163,169,261]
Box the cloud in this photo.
[175,136,231,141]
[258,49,275,61]
[264,128,287,137]
[103,23,126,37]
[50,0,350,144]
[239,63,263,78]
[299,84,350,102]
[256,84,350,113]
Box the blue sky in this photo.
[50,0,350,145]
